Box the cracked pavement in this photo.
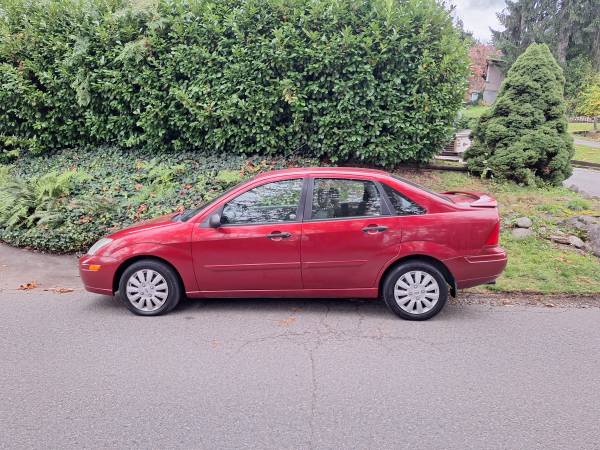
[1,286,600,449]
[1,244,599,448]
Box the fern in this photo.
[0,169,89,230]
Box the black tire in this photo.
[118,260,182,316]
[382,261,448,321]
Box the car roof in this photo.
[253,167,389,180]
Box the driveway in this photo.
[564,167,600,198]
[1,245,599,449]
[574,136,600,149]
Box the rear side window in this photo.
[311,178,382,219]
[381,183,426,216]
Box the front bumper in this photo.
[79,254,119,296]
[446,246,508,289]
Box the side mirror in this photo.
[208,213,222,228]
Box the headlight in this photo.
[87,238,113,256]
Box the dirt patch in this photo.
[453,291,600,308]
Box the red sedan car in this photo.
[80,167,507,320]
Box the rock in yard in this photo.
[563,217,587,230]
[512,228,533,239]
[586,224,600,257]
[567,235,585,249]
[515,217,533,228]
[550,234,570,245]
[579,215,599,225]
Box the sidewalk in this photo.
[0,243,80,292]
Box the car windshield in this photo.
[175,178,251,222]
[390,174,451,202]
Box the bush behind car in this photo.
[0,0,468,165]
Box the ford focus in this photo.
[79,167,507,320]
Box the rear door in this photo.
[300,177,402,290]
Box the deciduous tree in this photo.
[577,75,600,130]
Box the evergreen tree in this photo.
[464,44,574,185]
[492,0,600,70]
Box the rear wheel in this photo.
[382,261,448,321]
[118,260,182,316]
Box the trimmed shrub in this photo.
[0,0,468,165]
[464,44,573,185]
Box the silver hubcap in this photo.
[394,270,440,315]
[126,269,169,312]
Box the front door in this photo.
[301,177,401,290]
[192,178,305,293]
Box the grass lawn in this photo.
[462,105,489,120]
[568,122,596,133]
[488,233,600,294]
[395,168,600,295]
[573,144,600,164]
[459,105,490,129]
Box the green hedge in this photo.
[0,0,468,165]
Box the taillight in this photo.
[485,221,500,246]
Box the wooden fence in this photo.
[569,116,599,123]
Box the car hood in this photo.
[107,213,179,240]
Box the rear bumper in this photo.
[445,247,508,289]
[79,254,119,296]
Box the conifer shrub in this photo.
[464,44,573,185]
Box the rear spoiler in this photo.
[441,191,498,208]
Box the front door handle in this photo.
[362,225,388,233]
[266,231,292,240]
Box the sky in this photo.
[449,0,507,43]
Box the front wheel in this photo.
[118,260,182,316]
[382,261,448,321]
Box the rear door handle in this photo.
[362,225,388,233]
[266,231,292,240]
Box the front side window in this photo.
[381,183,426,216]
[221,179,303,225]
[311,178,382,220]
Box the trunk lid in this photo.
[441,191,498,208]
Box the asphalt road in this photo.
[574,137,600,149]
[564,167,600,198]
[1,287,599,449]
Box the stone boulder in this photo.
[515,217,533,228]
[568,235,585,249]
[559,215,600,257]
[585,224,600,257]
[512,228,533,239]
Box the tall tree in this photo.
[492,0,600,70]
[577,75,600,130]
[464,44,574,186]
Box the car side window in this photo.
[311,178,382,220]
[221,179,303,225]
[381,183,426,216]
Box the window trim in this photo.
[303,177,392,222]
[379,181,428,216]
[202,177,308,227]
